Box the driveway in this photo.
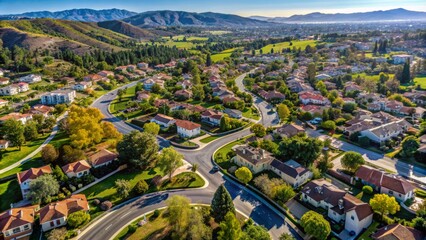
[285,198,309,220]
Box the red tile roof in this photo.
[17,166,52,184]
[175,120,201,131]
[88,149,118,167]
[381,175,415,195]
[0,206,37,232]
[372,223,425,240]
[39,194,89,224]
[62,160,91,174]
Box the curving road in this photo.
[82,73,297,240]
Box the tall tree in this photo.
[401,60,411,84]
[166,195,191,238]
[117,131,159,170]
[217,212,242,240]
[115,179,131,199]
[370,194,400,220]
[143,122,160,136]
[1,119,25,150]
[341,151,365,172]
[250,124,266,138]
[41,144,58,163]
[211,185,235,222]
[307,63,316,84]
[300,211,331,240]
[400,136,420,158]
[276,104,290,122]
[28,174,60,204]
[158,147,184,180]
[188,208,212,240]
[206,53,212,66]
[241,221,271,240]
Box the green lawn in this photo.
[214,135,252,161]
[199,135,221,144]
[413,75,426,89]
[357,221,379,240]
[82,168,164,203]
[0,131,69,179]
[258,40,317,54]
[351,73,395,82]
[211,48,240,62]
[0,179,22,211]
[115,210,169,240]
[242,106,260,120]
[160,172,204,190]
[0,134,49,171]
[110,85,137,114]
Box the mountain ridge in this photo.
[250,8,426,23]
[0,8,138,22]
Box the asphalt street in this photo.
[81,73,297,240]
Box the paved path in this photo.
[0,113,67,175]
[77,72,299,240]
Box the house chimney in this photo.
[338,199,344,209]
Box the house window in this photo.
[50,222,55,227]
[24,224,30,230]
[56,219,61,225]
[389,190,393,195]
[13,227,21,234]
[399,194,401,197]
[351,216,354,220]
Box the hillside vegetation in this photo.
[0,19,136,53]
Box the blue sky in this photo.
[0,0,425,16]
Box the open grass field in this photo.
[258,40,317,54]
[351,72,395,82]
[0,131,69,179]
[110,85,137,114]
[242,106,260,120]
[0,134,49,171]
[413,75,426,89]
[211,47,240,62]
[82,167,164,203]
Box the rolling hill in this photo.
[0,8,138,22]
[123,10,271,27]
[0,19,138,53]
[252,8,426,23]
[97,20,158,39]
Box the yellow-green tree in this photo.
[370,193,400,220]
[166,195,191,238]
[158,147,184,180]
[217,212,242,240]
[143,122,160,136]
[276,104,290,122]
[235,167,253,184]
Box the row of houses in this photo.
[343,111,412,144]
[18,149,118,200]
[0,194,89,239]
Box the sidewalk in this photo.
[0,113,67,175]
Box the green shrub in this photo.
[415,189,426,198]
[128,224,137,234]
[67,210,90,229]
[133,179,149,195]
[152,209,160,219]
[362,185,373,195]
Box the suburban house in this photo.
[39,194,89,232]
[40,90,76,105]
[0,140,9,149]
[176,80,193,89]
[19,74,42,83]
[371,223,425,240]
[29,104,54,116]
[83,74,104,82]
[392,54,413,64]
[0,83,29,96]
[150,114,176,128]
[201,110,223,126]
[258,90,286,102]
[223,108,243,119]
[299,91,330,105]
[17,166,52,200]
[232,145,274,174]
[269,159,312,188]
[137,62,149,70]
[0,77,10,85]
[273,124,305,138]
[359,119,411,144]
[354,166,415,202]
[175,120,201,138]
[88,149,118,168]
[97,70,114,78]
[0,99,8,107]
[174,89,192,100]
[301,179,373,236]
[0,206,38,240]
[61,160,91,178]
[73,81,92,91]
[0,113,33,124]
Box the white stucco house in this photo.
[176,120,201,138]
